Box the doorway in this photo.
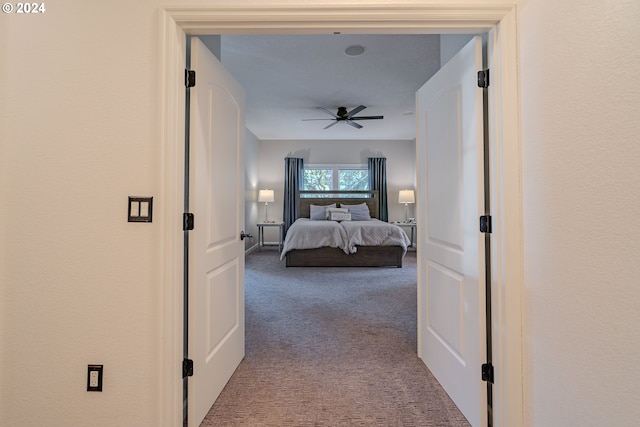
[160,5,523,427]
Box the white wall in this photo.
[2,0,640,426]
[244,130,261,251]
[200,35,221,61]
[257,139,416,241]
[440,34,474,66]
[1,3,162,426]
[517,0,640,425]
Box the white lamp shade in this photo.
[398,189,415,204]
[258,189,275,203]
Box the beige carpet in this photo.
[201,249,470,426]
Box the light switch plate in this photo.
[87,364,103,392]
[128,197,153,223]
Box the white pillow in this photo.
[340,203,371,221]
[327,207,348,214]
[309,203,337,220]
[327,207,350,221]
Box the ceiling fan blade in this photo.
[317,107,340,118]
[305,105,381,129]
[346,105,366,118]
[350,115,384,120]
[346,120,363,129]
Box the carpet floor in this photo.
[201,249,470,426]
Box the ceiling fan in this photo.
[303,105,383,129]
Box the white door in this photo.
[188,37,246,427]
[416,36,486,426]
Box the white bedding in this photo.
[340,219,412,254]
[280,218,349,260]
[280,218,411,260]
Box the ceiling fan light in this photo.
[344,45,366,56]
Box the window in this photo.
[339,168,369,191]
[303,167,333,191]
[303,165,369,192]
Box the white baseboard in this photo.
[245,243,259,255]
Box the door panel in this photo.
[188,37,246,427]
[427,262,464,361]
[416,36,485,426]
[206,261,240,356]
[426,86,463,249]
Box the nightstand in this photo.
[257,222,285,252]
[395,222,416,248]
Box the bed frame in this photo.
[285,190,404,267]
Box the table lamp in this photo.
[398,189,415,223]
[258,189,275,223]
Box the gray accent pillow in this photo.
[340,203,371,221]
[309,203,337,220]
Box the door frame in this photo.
[159,4,523,427]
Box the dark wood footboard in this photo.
[285,246,404,268]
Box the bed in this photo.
[281,190,411,267]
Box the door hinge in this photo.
[480,215,492,233]
[182,359,194,378]
[183,213,194,231]
[185,69,196,88]
[477,69,490,88]
[482,363,494,383]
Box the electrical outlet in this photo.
[87,365,103,392]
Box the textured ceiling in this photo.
[219,34,441,140]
